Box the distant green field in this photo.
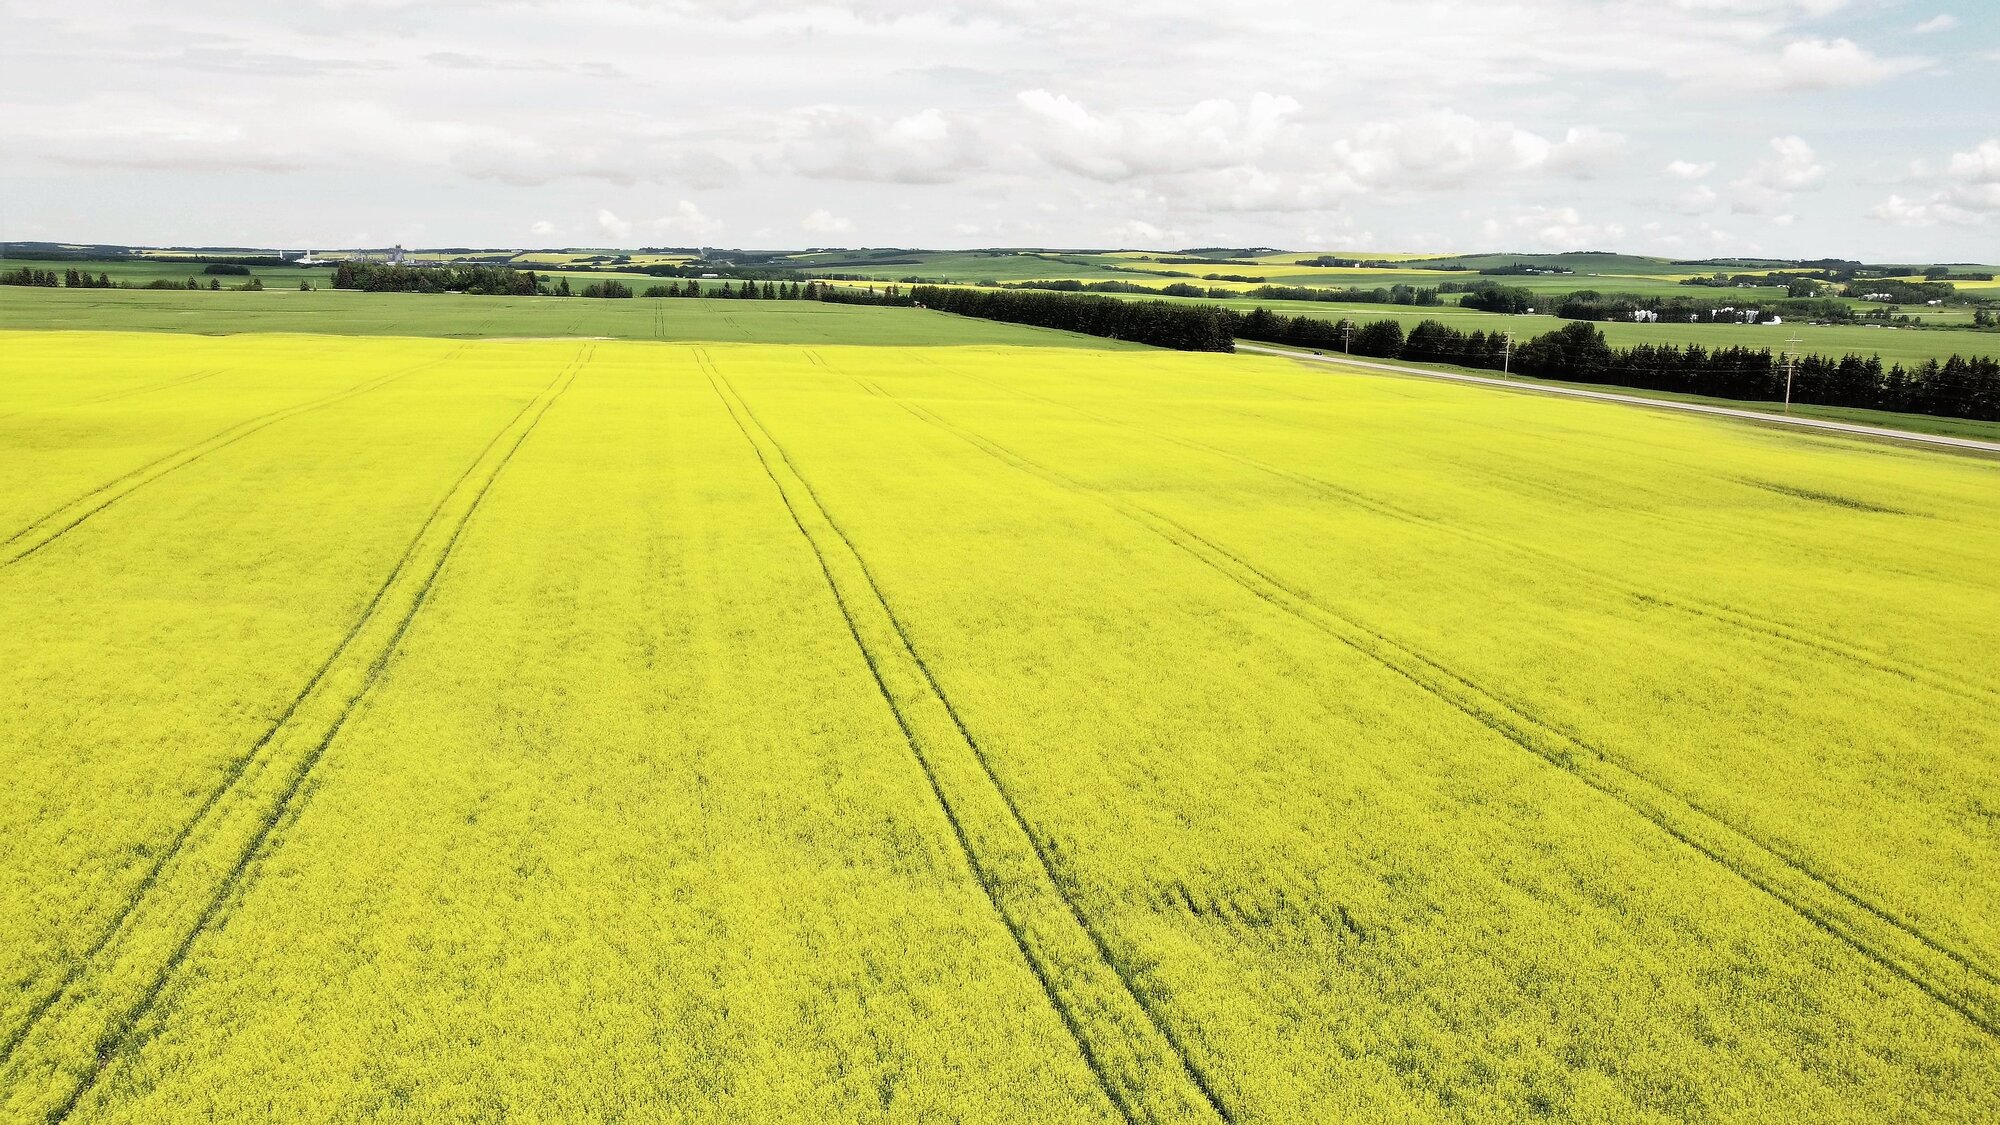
[3,256,695,293]
[791,250,1158,284]
[0,286,1142,348]
[779,249,2000,308]
[783,249,1797,298]
[7,258,327,287]
[1089,292,1999,369]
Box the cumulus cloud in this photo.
[800,208,855,235]
[1872,139,2000,226]
[1109,219,1188,247]
[596,209,633,240]
[783,106,984,183]
[0,94,721,189]
[1014,90,1304,181]
[1328,113,1624,191]
[1755,135,1827,190]
[643,201,723,239]
[1911,14,1958,34]
[0,0,1972,254]
[1020,106,1627,218]
[1478,205,1625,251]
[1871,194,1971,226]
[1762,38,1927,91]
[1673,184,1721,214]
[1729,135,1826,213]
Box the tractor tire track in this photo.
[0,367,224,424]
[1,347,469,569]
[697,347,1229,1125]
[76,366,233,407]
[850,369,2000,1040]
[0,347,591,1125]
[939,361,2000,710]
[0,345,581,1067]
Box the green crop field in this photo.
[1,255,690,293]
[777,249,1800,298]
[2,320,1996,1122]
[0,287,1141,349]
[4,258,328,288]
[1100,292,1998,369]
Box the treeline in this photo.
[1,267,119,288]
[913,286,1235,351]
[1235,312,2000,420]
[1241,284,1442,307]
[139,277,265,291]
[1553,291,1855,324]
[1680,272,1794,289]
[641,262,822,283]
[997,278,1176,296]
[327,263,918,303]
[1844,279,1957,304]
[997,278,1444,307]
[1458,285,1537,314]
[1296,256,1437,269]
[332,262,540,295]
[612,279,907,303]
[1233,308,1420,358]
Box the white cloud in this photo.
[1674,184,1721,214]
[800,208,855,235]
[1872,139,2000,226]
[634,200,723,240]
[0,0,1976,256]
[1946,139,2000,185]
[1478,205,1625,251]
[783,106,983,183]
[1730,135,1826,212]
[1757,135,1827,191]
[1911,14,1958,34]
[1026,108,1625,218]
[1764,38,1927,91]
[1325,113,1625,191]
[1014,90,1304,181]
[530,219,556,236]
[1109,219,1188,247]
[596,208,632,240]
[1871,193,1972,226]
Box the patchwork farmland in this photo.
[2,317,1996,1122]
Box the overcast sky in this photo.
[2,0,1995,259]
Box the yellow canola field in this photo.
[1,331,1997,1123]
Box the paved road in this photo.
[1237,344,2000,455]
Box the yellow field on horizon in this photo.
[2,330,1997,1122]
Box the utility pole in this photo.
[1782,332,1803,413]
[1501,331,1513,376]
[1342,321,1354,355]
